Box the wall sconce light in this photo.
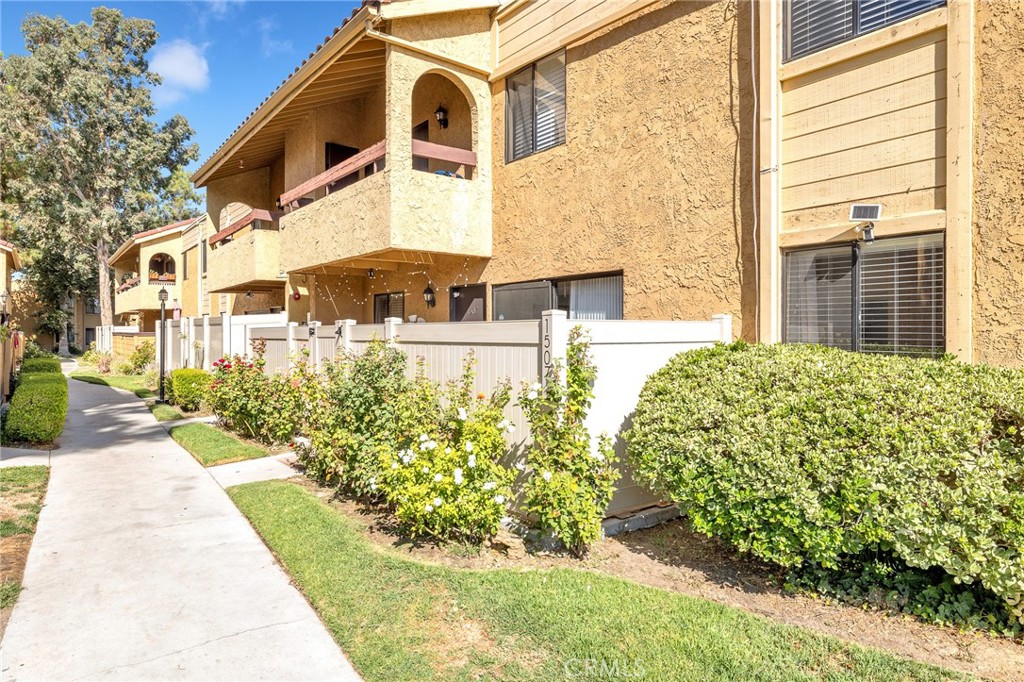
[434,104,448,129]
[423,286,436,308]
[0,290,9,311]
[367,268,376,279]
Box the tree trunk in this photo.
[58,316,70,356]
[97,238,114,328]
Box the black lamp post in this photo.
[158,286,168,402]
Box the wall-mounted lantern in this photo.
[423,286,436,308]
[434,104,448,129]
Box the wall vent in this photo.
[849,204,883,222]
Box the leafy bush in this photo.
[519,327,620,556]
[208,352,300,445]
[2,372,68,445]
[22,339,53,359]
[167,368,212,412]
[20,357,62,374]
[118,340,155,375]
[81,344,112,372]
[626,342,1024,629]
[376,361,516,541]
[296,340,410,495]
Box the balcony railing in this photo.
[278,138,477,211]
[210,208,282,246]
[149,273,176,284]
[117,277,141,294]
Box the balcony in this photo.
[278,139,491,274]
[207,210,285,293]
[116,277,177,313]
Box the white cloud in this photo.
[257,17,293,58]
[207,0,245,18]
[151,39,210,106]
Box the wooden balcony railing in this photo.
[209,208,282,246]
[149,273,176,284]
[117,277,141,294]
[278,138,478,211]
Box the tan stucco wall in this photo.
[972,1,1024,366]
[206,168,274,230]
[484,0,755,335]
[390,9,492,69]
[113,233,184,317]
[1,253,12,295]
[207,227,283,294]
[181,245,200,317]
[310,274,365,323]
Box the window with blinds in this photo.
[373,292,405,324]
[783,234,944,357]
[505,50,566,162]
[785,0,945,61]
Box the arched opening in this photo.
[148,253,176,284]
[410,72,475,178]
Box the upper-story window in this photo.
[506,51,566,162]
[785,0,946,61]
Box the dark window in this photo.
[492,274,623,321]
[785,0,945,61]
[85,298,101,315]
[373,292,405,324]
[506,50,566,162]
[325,142,360,192]
[783,233,944,356]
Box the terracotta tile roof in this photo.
[195,2,379,172]
[130,216,201,240]
[0,238,17,252]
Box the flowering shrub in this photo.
[519,327,619,556]
[378,360,516,541]
[295,340,408,496]
[207,345,301,445]
[626,342,1024,632]
[117,340,154,375]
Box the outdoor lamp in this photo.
[158,287,168,403]
[423,286,436,308]
[158,287,169,303]
[859,223,876,243]
[1,290,8,311]
[434,104,448,129]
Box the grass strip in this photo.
[149,402,185,422]
[169,423,267,467]
[70,372,156,399]
[228,480,965,682]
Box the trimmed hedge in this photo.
[166,369,212,412]
[2,369,69,445]
[20,357,62,374]
[626,342,1024,627]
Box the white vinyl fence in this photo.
[156,310,732,514]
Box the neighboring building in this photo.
[1,239,22,326]
[11,284,109,352]
[111,217,200,331]
[188,0,1024,366]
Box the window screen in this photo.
[506,50,566,162]
[784,246,855,349]
[373,292,405,324]
[492,281,553,321]
[786,0,945,61]
[783,233,944,357]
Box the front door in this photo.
[450,284,487,322]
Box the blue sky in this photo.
[1,0,362,171]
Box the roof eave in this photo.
[191,4,376,188]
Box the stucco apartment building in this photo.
[1,239,21,326]
[184,0,1023,366]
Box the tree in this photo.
[0,7,197,327]
[153,166,204,224]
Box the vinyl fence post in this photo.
[202,315,211,370]
[309,321,321,369]
[337,319,355,355]
[221,311,232,357]
[286,321,298,369]
[712,313,733,343]
[540,309,569,386]
[384,317,402,344]
[154,324,162,371]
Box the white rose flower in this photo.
[370,483,377,491]
[433,497,442,507]
[425,504,434,513]
[426,440,437,450]
[457,407,468,420]
[433,473,443,482]
[542,471,552,482]
[515,462,526,471]
[419,434,429,442]
[392,462,399,469]
[527,391,538,401]
[531,382,542,391]
[401,454,411,464]
[465,441,474,453]
[294,436,311,448]
[482,481,496,491]
[454,468,464,485]
[369,477,376,484]
[422,466,430,474]
[494,495,505,504]
[445,447,452,454]
[468,454,477,468]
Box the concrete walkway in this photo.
[208,453,300,489]
[0,379,361,681]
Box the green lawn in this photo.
[229,480,966,682]
[70,372,155,399]
[0,466,50,613]
[149,402,185,422]
[169,423,268,467]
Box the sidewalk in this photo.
[0,378,361,681]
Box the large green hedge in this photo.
[166,368,212,412]
[2,364,69,445]
[626,342,1024,626]
[20,357,62,374]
